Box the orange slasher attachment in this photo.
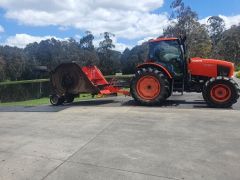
[50,63,130,97]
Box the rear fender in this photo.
[137,62,173,79]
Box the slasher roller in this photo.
[50,63,129,105]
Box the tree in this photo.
[79,49,100,66]
[216,25,240,64]
[186,23,212,58]
[164,0,212,58]
[79,31,94,50]
[0,46,26,81]
[207,16,225,57]
[167,0,198,37]
[98,32,115,52]
[79,31,99,66]
[0,57,6,81]
[26,38,61,69]
[98,32,120,74]
[208,16,225,41]
[121,43,148,74]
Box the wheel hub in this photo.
[136,75,161,100]
[210,84,231,103]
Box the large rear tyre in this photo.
[130,67,170,106]
[203,77,240,108]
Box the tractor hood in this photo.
[188,57,235,78]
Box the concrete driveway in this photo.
[0,77,240,180]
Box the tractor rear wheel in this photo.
[130,67,170,105]
[203,77,240,108]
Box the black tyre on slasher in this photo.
[65,94,75,103]
[203,76,240,108]
[130,67,170,106]
[50,95,65,106]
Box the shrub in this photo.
[236,71,240,79]
[236,65,240,72]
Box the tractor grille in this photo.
[217,65,230,77]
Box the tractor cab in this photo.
[130,37,239,108]
[148,38,186,78]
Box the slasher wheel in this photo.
[50,95,65,106]
[65,94,75,103]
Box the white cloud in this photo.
[137,36,155,45]
[114,42,132,52]
[199,16,210,25]
[112,37,133,52]
[3,1,240,51]
[0,0,164,14]
[4,33,63,48]
[0,25,4,33]
[0,0,168,40]
[3,33,130,52]
[200,15,240,29]
[219,15,240,29]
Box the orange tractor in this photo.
[130,37,239,108]
[50,37,239,108]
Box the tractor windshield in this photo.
[148,40,183,62]
[148,40,184,76]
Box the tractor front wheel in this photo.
[203,77,240,108]
[130,67,170,105]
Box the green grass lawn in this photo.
[0,94,93,107]
[0,90,130,107]
[0,98,51,107]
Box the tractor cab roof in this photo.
[149,37,178,43]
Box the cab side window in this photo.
[153,41,181,62]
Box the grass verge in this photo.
[236,71,240,79]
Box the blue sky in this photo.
[0,0,239,51]
[159,0,240,18]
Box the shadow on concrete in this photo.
[0,96,238,112]
[0,105,70,112]
[70,99,115,106]
[122,99,205,106]
[0,99,116,112]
